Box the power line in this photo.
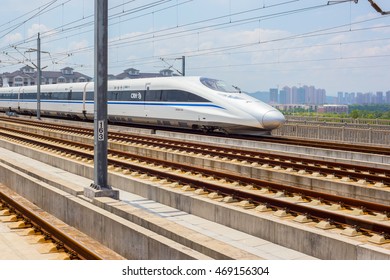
[0,0,389,77]
[0,0,60,40]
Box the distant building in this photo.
[279,86,291,104]
[337,92,344,104]
[376,91,383,104]
[250,84,326,106]
[269,88,278,104]
[273,104,315,112]
[317,105,348,114]
[0,66,92,87]
[279,88,288,104]
[296,87,306,104]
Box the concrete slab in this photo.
[119,190,316,260]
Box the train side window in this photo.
[188,92,210,102]
[86,92,94,100]
[41,92,53,100]
[145,90,161,101]
[161,90,188,102]
[117,91,131,101]
[0,94,7,99]
[57,92,64,99]
[21,92,36,99]
[2,93,17,99]
[161,90,169,101]
[71,91,83,100]
[108,91,119,101]
[52,92,68,100]
[161,90,208,102]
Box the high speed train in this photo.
[0,76,285,135]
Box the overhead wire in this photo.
[0,0,388,75]
[37,1,366,60]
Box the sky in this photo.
[0,0,389,95]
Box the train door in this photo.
[82,82,90,117]
[144,83,151,117]
[67,87,73,113]
[18,88,23,111]
[16,88,19,110]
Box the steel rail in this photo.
[1,127,389,214]
[2,116,390,155]
[1,128,389,236]
[0,191,103,260]
[1,119,389,185]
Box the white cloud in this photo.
[27,23,52,38]
[68,39,89,51]
[3,32,23,44]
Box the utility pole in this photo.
[159,56,186,76]
[181,55,185,76]
[37,33,41,119]
[26,34,48,119]
[85,0,118,199]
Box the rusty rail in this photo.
[0,191,103,260]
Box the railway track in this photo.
[2,116,390,156]
[1,117,389,187]
[0,121,389,244]
[0,185,124,260]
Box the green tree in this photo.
[350,110,360,119]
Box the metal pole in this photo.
[93,0,109,190]
[37,33,41,119]
[182,55,185,76]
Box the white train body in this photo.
[0,76,285,135]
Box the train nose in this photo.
[262,110,285,129]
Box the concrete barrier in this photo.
[273,124,390,145]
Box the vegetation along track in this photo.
[0,120,389,244]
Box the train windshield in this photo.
[200,77,239,93]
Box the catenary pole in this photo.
[37,33,41,119]
[182,55,185,76]
[93,0,109,190]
